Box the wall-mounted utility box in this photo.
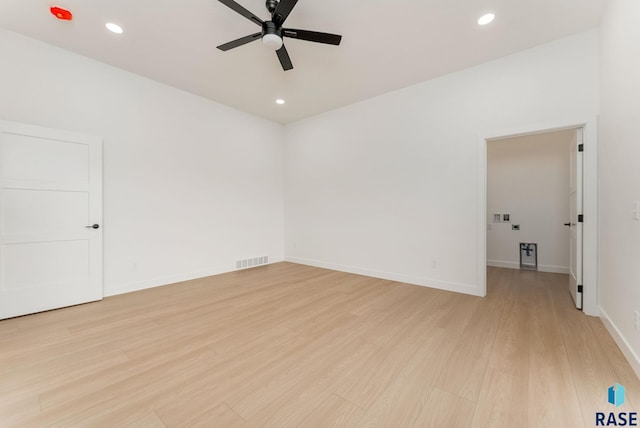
[520,243,537,270]
[493,213,511,223]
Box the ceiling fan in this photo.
[216,0,342,71]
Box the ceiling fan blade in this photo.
[272,0,298,27]
[282,29,342,45]
[276,45,293,71]
[217,32,262,51]
[218,0,264,26]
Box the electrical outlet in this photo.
[634,310,640,331]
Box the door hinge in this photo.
[577,285,583,293]
[578,143,584,152]
[578,214,584,223]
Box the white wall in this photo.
[284,30,599,297]
[0,29,285,296]
[487,130,573,274]
[598,0,640,378]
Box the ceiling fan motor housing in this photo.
[262,21,282,36]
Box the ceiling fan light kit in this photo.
[262,21,283,50]
[216,0,342,71]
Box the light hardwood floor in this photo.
[0,263,638,427]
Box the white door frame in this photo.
[477,117,598,316]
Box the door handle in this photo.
[85,224,100,229]
[563,223,571,226]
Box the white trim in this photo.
[600,307,640,381]
[487,260,521,270]
[104,257,285,297]
[0,119,101,146]
[477,136,488,297]
[285,256,482,296]
[487,260,569,274]
[478,117,598,316]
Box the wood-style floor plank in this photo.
[0,262,637,427]
[413,387,476,428]
[297,393,365,428]
[528,281,585,427]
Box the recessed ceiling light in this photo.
[478,13,495,26]
[105,22,124,34]
[275,99,285,105]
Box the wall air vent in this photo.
[235,255,269,270]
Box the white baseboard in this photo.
[599,307,640,381]
[487,260,569,274]
[540,265,569,274]
[285,256,482,297]
[487,260,520,270]
[104,256,285,297]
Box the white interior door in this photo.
[0,121,102,319]
[568,128,583,309]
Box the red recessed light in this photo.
[50,6,73,21]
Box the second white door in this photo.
[568,128,583,310]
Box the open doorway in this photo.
[486,129,581,308]
[486,129,574,273]
[477,119,598,316]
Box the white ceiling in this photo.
[0,0,605,124]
